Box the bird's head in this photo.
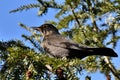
[32,24,60,37]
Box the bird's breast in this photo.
[41,41,69,58]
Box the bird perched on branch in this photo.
[32,24,118,59]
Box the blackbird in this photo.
[32,24,118,59]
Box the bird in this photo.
[32,24,118,59]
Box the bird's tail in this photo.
[68,48,118,59]
[86,48,118,57]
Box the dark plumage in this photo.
[32,24,118,59]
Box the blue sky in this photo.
[0,0,120,80]
[0,0,57,40]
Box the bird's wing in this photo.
[43,35,91,58]
[45,34,88,50]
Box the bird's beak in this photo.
[31,27,40,31]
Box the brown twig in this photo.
[106,74,111,80]
[56,67,66,80]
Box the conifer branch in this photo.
[90,15,99,32]
[104,56,120,80]
[69,4,87,38]
[10,4,40,13]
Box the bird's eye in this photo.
[45,27,51,31]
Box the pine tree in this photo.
[1,0,120,80]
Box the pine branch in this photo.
[69,3,87,38]
[90,15,99,32]
[38,0,61,9]
[89,3,119,79]
[69,4,80,28]
[104,56,120,80]
[22,34,43,52]
[10,4,40,13]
